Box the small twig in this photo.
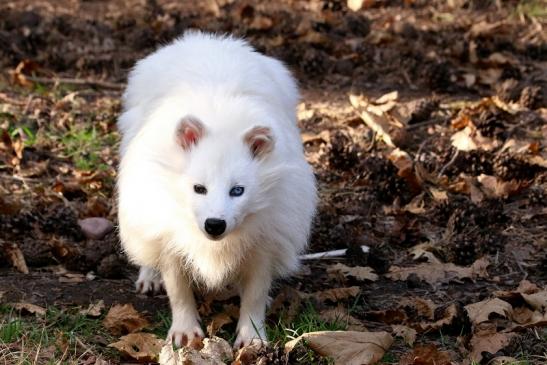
[406,119,441,131]
[437,149,459,178]
[299,245,370,260]
[511,251,528,279]
[25,76,124,91]
[414,137,431,162]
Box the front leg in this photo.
[234,254,271,349]
[162,264,204,347]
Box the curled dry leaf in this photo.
[319,306,367,331]
[464,298,513,325]
[159,337,233,365]
[415,303,459,332]
[327,263,378,282]
[206,312,233,337]
[399,344,452,365]
[103,304,150,336]
[522,291,547,311]
[304,286,361,303]
[233,340,265,365]
[388,148,421,193]
[400,297,436,320]
[285,330,393,365]
[391,325,416,346]
[349,92,407,148]
[109,332,164,362]
[10,302,46,316]
[3,242,29,274]
[469,327,516,363]
[386,257,489,285]
[477,174,524,199]
[79,299,105,317]
[450,124,499,152]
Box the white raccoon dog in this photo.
[117,32,317,348]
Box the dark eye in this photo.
[194,184,207,194]
[229,186,244,197]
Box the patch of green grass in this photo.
[152,309,172,338]
[514,0,547,19]
[0,304,117,364]
[55,124,117,171]
[267,302,347,344]
[9,124,38,147]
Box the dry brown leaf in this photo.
[233,340,264,365]
[327,263,378,282]
[206,312,233,337]
[451,125,499,152]
[319,306,367,331]
[3,242,29,274]
[409,244,442,264]
[285,330,393,365]
[399,344,451,365]
[159,337,233,365]
[59,272,86,283]
[79,300,105,317]
[509,309,547,330]
[469,20,508,38]
[388,149,421,193]
[386,257,489,285]
[305,286,361,303]
[200,337,233,363]
[477,175,524,198]
[268,286,303,321]
[109,332,163,362]
[522,291,547,311]
[400,297,436,320]
[489,357,520,365]
[349,92,407,148]
[10,302,46,316]
[465,298,513,325]
[415,303,459,332]
[391,325,416,346]
[103,304,150,336]
[429,187,448,201]
[469,328,516,363]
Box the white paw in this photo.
[234,322,268,349]
[168,321,204,348]
[135,266,163,295]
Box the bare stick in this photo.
[437,149,459,178]
[25,76,124,91]
[299,245,370,260]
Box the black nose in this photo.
[204,218,226,237]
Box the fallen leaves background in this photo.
[1,0,546,364]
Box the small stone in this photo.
[78,217,114,240]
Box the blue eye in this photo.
[194,184,207,194]
[229,186,244,197]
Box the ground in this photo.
[0,0,546,364]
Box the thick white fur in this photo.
[117,32,317,348]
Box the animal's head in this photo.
[176,116,274,241]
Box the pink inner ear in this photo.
[244,126,274,158]
[183,128,198,146]
[177,117,204,151]
[251,138,266,156]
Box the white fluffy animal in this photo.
[117,32,317,348]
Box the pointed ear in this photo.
[243,126,274,159]
[176,116,205,151]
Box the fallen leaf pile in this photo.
[464,280,547,362]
